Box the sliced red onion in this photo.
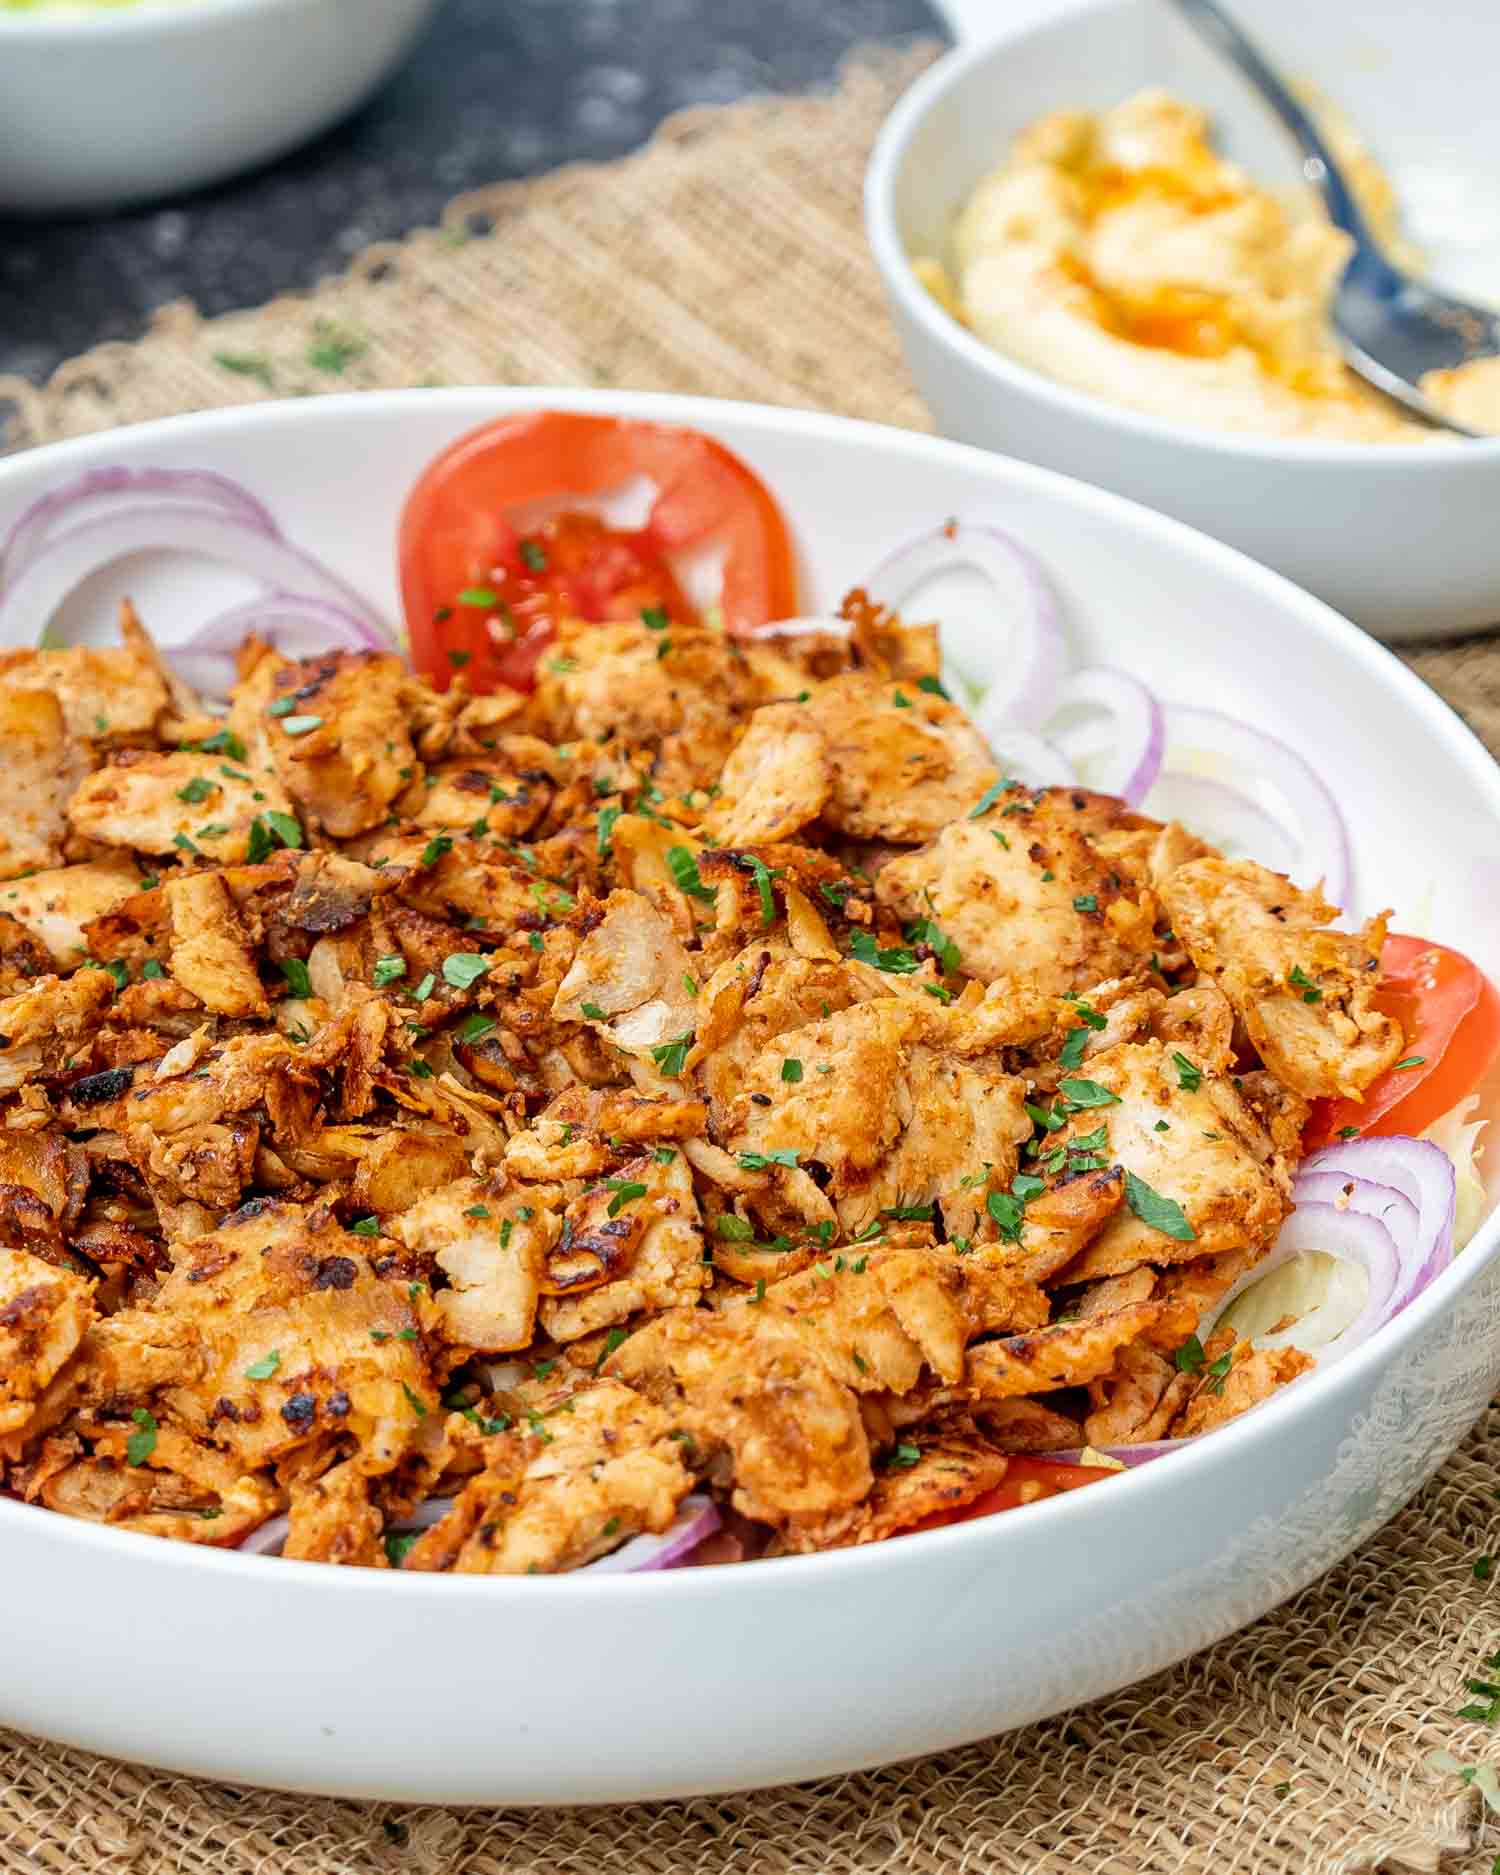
[1051,1441,1187,1468]
[0,467,280,595]
[167,594,394,700]
[0,504,389,653]
[1041,666,1164,807]
[1298,1136,1456,1311]
[979,727,1076,790]
[1152,705,1352,905]
[580,1494,721,1574]
[1141,772,1299,874]
[864,523,1063,729]
[237,1512,290,1556]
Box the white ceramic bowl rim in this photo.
[865,16,1500,466]
[0,0,309,36]
[0,386,1495,1602]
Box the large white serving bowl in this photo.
[866,0,1500,642]
[0,387,1497,1803]
[0,0,441,214]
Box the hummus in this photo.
[919,90,1498,443]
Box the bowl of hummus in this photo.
[866,0,1500,640]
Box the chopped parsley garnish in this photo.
[581,1001,607,1021]
[1394,1056,1427,1071]
[592,1327,629,1373]
[916,674,948,698]
[419,834,453,868]
[596,802,620,860]
[1288,964,1322,1004]
[279,958,312,999]
[653,1146,678,1165]
[967,779,1010,820]
[456,1013,497,1044]
[196,728,246,759]
[447,647,472,669]
[518,539,547,572]
[780,1057,803,1083]
[882,1203,935,1221]
[743,856,783,927]
[372,954,406,989]
[640,606,670,631]
[887,1443,921,1469]
[1124,1172,1195,1242]
[244,1350,281,1380]
[666,845,716,904]
[750,1279,767,1306]
[1072,893,1099,914]
[126,1407,157,1467]
[464,1205,491,1219]
[458,586,499,608]
[604,1179,648,1218]
[1058,1026,1091,1071]
[175,775,216,805]
[442,952,489,990]
[738,1148,800,1171]
[401,1383,429,1419]
[347,1215,380,1237]
[904,916,960,974]
[1202,1349,1234,1395]
[267,696,296,718]
[280,714,322,737]
[1336,1124,1360,1139]
[848,930,919,974]
[1171,1051,1203,1093]
[650,1031,694,1077]
[1174,1334,1206,1375]
[715,1215,755,1241]
[986,1190,1025,1242]
[141,959,166,980]
[384,1532,420,1568]
[1056,1077,1122,1111]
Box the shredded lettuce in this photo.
[1421,1094,1491,1251]
[1220,1250,1368,1352]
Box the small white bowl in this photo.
[0,0,442,214]
[866,0,1500,642]
[0,387,1496,1801]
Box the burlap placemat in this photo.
[3,42,1500,1874]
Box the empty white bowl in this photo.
[0,387,1497,1801]
[866,0,1500,641]
[0,0,441,214]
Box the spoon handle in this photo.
[1164,0,1372,246]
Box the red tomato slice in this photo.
[1304,935,1500,1150]
[910,1457,1120,1534]
[398,411,798,690]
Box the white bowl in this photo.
[0,387,1497,1803]
[0,0,442,214]
[866,0,1500,642]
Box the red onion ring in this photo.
[864,523,1063,729]
[1040,666,1164,807]
[980,726,1076,790]
[0,504,390,656]
[580,1494,721,1574]
[1298,1137,1456,1311]
[1153,705,1353,907]
[168,595,396,699]
[1140,772,1299,874]
[0,467,280,595]
[237,1512,290,1556]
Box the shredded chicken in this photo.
[0,591,1370,1570]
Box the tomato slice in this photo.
[398,411,798,690]
[1304,934,1500,1150]
[910,1457,1120,1534]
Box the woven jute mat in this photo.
[3,42,1500,1875]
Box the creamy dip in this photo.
[919,90,1498,443]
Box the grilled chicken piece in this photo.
[537,622,762,797]
[718,995,1034,1239]
[610,1307,873,1523]
[401,1380,692,1575]
[67,751,295,864]
[778,1417,1013,1552]
[124,1116,260,1212]
[876,787,1157,994]
[701,712,831,844]
[0,972,114,1093]
[963,1297,1196,1400]
[233,650,418,838]
[0,1132,89,1261]
[1161,858,1404,1100]
[0,687,89,880]
[727,1240,1047,1395]
[1050,1039,1296,1281]
[0,859,145,969]
[1016,1167,1126,1282]
[552,889,698,1065]
[1083,1341,1193,1447]
[408,761,550,839]
[283,1460,386,1566]
[0,914,52,996]
[0,1250,93,1436]
[0,632,170,744]
[163,872,268,1017]
[389,1178,549,1353]
[540,1148,708,1341]
[1171,1339,1313,1436]
[799,672,999,842]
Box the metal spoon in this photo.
[1166,0,1499,436]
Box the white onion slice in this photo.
[0,467,280,595]
[1042,666,1164,806]
[579,1494,721,1574]
[167,594,393,700]
[1141,772,1299,873]
[864,523,1064,729]
[974,723,1076,790]
[0,504,390,653]
[1153,704,1353,905]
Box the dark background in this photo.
[0,0,945,384]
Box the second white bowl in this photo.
[865,0,1500,642]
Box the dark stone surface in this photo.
[0,0,944,384]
